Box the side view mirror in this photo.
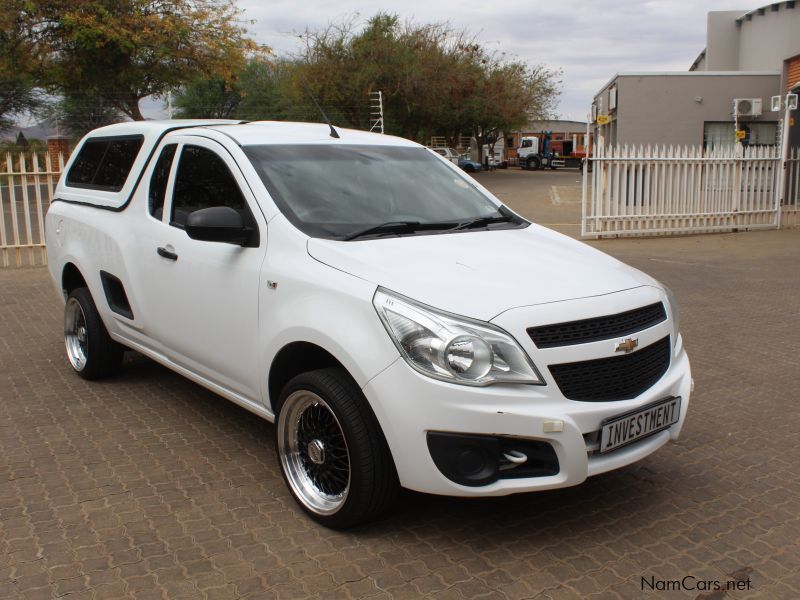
[185,206,253,246]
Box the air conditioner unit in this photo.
[733,98,762,117]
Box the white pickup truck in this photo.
[46,120,691,528]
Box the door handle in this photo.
[157,246,178,261]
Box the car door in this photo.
[145,136,267,400]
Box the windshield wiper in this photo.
[343,220,456,241]
[451,213,516,231]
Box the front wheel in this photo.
[275,368,398,529]
[64,287,124,379]
[527,157,541,170]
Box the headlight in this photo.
[373,288,543,386]
[662,284,680,341]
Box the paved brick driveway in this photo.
[1,173,799,598]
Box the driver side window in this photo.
[149,144,177,220]
[171,145,246,228]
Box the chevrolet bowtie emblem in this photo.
[615,338,639,353]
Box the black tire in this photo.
[464,164,476,173]
[64,287,124,380]
[275,368,398,529]
[527,157,541,170]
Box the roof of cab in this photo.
[83,119,416,147]
[205,121,416,147]
[84,119,243,137]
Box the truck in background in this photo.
[516,131,590,171]
[482,144,509,169]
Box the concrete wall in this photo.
[594,73,780,146]
[737,4,800,73]
[705,11,742,71]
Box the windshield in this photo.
[243,144,527,240]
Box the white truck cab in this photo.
[46,120,691,528]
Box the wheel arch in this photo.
[268,341,348,415]
[62,262,88,298]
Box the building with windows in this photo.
[592,1,800,149]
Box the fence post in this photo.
[581,144,590,238]
[0,153,8,267]
[776,103,792,228]
[6,153,22,266]
[32,153,47,265]
[19,153,34,265]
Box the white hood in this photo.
[307,224,656,321]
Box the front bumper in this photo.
[363,336,691,497]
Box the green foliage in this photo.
[290,13,561,145]
[174,76,241,119]
[236,60,295,121]
[174,58,295,120]
[20,0,267,120]
[0,2,42,131]
[467,59,561,160]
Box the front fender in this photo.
[258,223,400,414]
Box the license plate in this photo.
[599,397,681,454]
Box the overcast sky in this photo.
[221,0,753,121]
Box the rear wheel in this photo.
[64,287,124,379]
[276,368,398,529]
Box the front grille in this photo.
[549,336,671,402]
[527,302,666,348]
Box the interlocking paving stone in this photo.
[1,172,799,597]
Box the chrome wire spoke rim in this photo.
[64,297,88,371]
[278,391,351,515]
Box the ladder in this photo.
[369,91,384,134]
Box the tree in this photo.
[174,58,295,121]
[20,0,266,120]
[292,14,474,140]
[291,13,560,145]
[235,59,295,121]
[0,3,42,131]
[174,76,241,119]
[467,59,561,164]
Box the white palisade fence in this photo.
[582,144,785,238]
[0,152,63,267]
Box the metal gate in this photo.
[581,144,783,238]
